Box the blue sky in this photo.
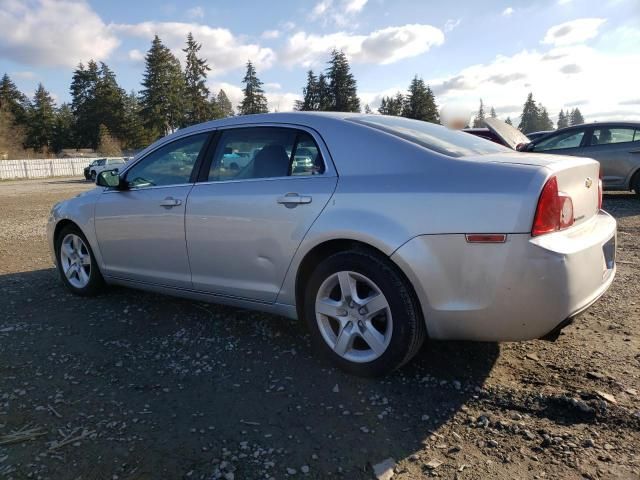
[1,0,639,123]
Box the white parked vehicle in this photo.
[84,158,126,182]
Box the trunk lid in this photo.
[484,118,530,150]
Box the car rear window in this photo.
[349,115,510,157]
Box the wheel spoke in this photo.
[64,264,75,280]
[77,266,90,284]
[362,293,389,318]
[316,298,344,318]
[63,242,74,257]
[334,323,354,356]
[79,253,91,266]
[72,235,81,253]
[337,271,357,303]
[361,323,386,356]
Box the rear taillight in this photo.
[597,167,603,210]
[532,176,574,237]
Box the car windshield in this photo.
[349,115,510,157]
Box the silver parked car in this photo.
[48,113,617,376]
[481,118,640,196]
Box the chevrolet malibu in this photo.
[48,113,617,377]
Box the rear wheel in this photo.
[55,225,104,296]
[303,248,425,377]
[632,171,640,199]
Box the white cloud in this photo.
[128,49,145,62]
[344,0,368,13]
[502,7,514,16]
[543,18,607,46]
[261,29,281,39]
[444,18,461,32]
[310,0,369,26]
[186,6,204,20]
[0,0,119,67]
[11,71,36,80]
[282,24,444,67]
[112,22,276,74]
[422,44,640,123]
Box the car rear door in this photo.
[574,126,640,189]
[185,125,337,303]
[94,132,211,288]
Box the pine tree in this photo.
[94,62,127,140]
[70,60,100,147]
[537,106,554,131]
[299,70,319,111]
[96,124,122,156]
[505,117,513,126]
[326,50,360,112]
[239,61,269,115]
[378,93,404,116]
[25,83,56,152]
[216,90,234,117]
[0,73,29,125]
[569,108,584,126]
[0,106,26,158]
[316,73,331,111]
[557,109,568,129]
[51,103,74,153]
[139,35,186,138]
[402,76,439,123]
[472,99,486,128]
[364,104,372,114]
[183,32,211,125]
[122,91,149,150]
[490,106,497,118]
[518,93,540,134]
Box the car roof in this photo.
[556,121,640,132]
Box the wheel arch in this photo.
[293,238,425,333]
[630,167,640,192]
[53,218,82,244]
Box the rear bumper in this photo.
[391,211,617,341]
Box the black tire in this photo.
[55,224,104,296]
[632,171,640,199]
[303,248,426,377]
[90,170,97,182]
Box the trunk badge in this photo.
[585,177,593,188]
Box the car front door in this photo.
[575,126,640,189]
[185,125,338,302]
[94,132,211,288]
[530,127,589,157]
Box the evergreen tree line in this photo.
[0,32,588,159]
[471,94,585,134]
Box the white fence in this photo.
[0,157,121,180]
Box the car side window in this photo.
[125,133,208,188]
[207,127,324,182]
[590,127,635,146]
[534,130,585,151]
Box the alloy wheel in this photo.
[60,233,92,289]
[315,270,393,363]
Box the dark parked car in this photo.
[526,130,554,141]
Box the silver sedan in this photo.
[47,113,617,377]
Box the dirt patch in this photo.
[0,179,639,479]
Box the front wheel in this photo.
[303,248,426,377]
[55,225,104,296]
[90,170,97,182]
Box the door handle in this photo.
[160,197,182,207]
[277,193,312,206]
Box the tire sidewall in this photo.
[303,250,420,377]
[55,225,103,296]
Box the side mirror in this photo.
[96,169,124,188]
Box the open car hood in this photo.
[484,117,530,150]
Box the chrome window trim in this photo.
[101,182,195,194]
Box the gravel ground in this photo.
[0,177,639,480]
